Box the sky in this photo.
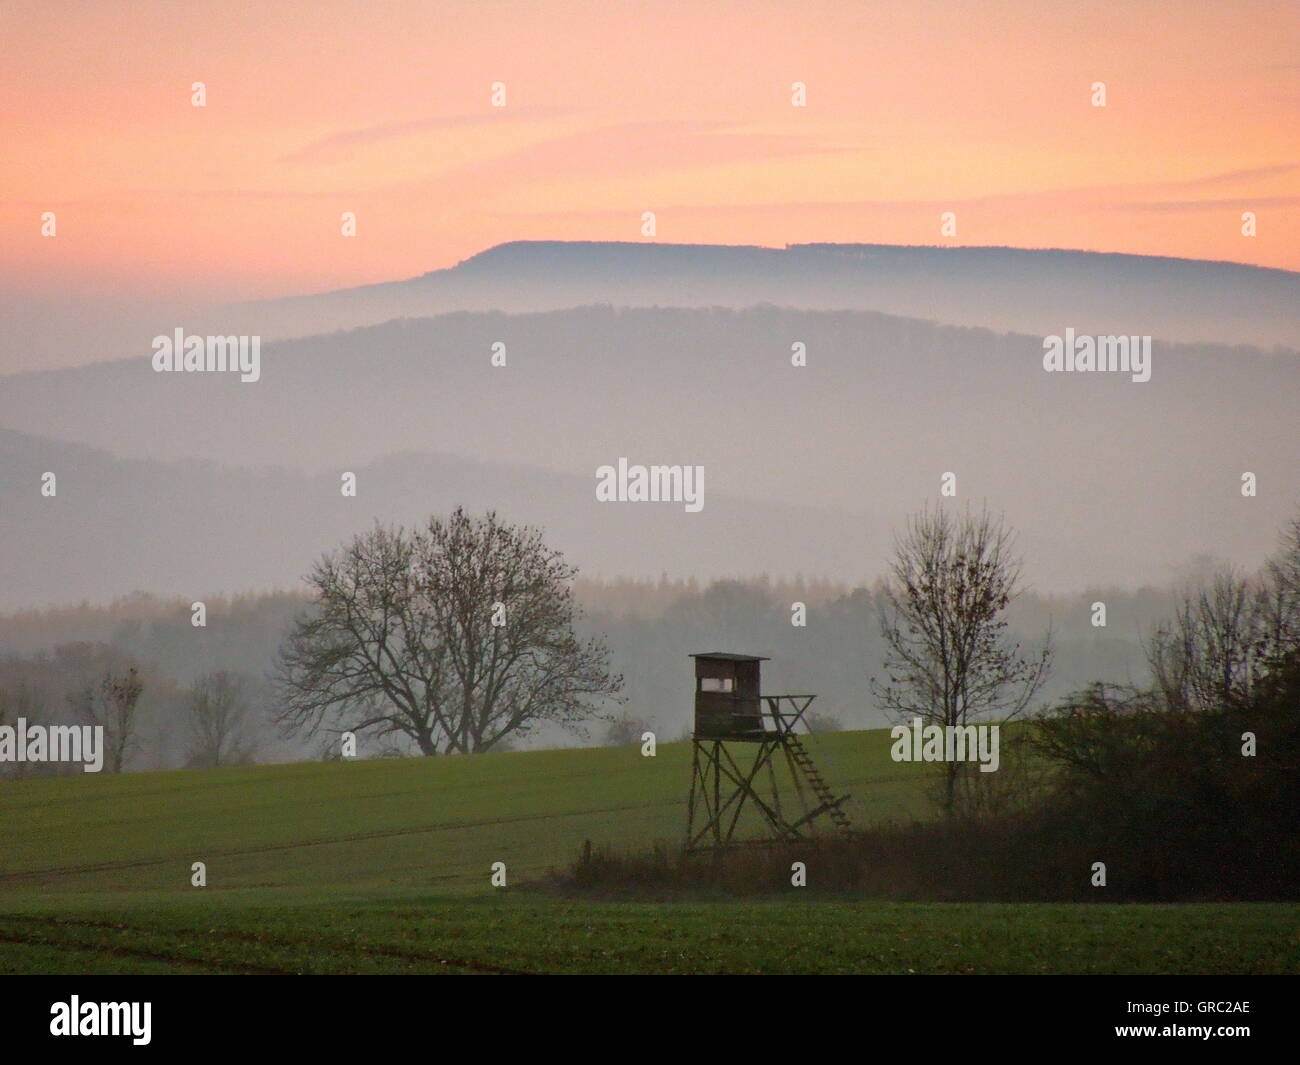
[1,0,1297,345]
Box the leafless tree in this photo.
[68,666,143,773]
[871,505,1052,814]
[1262,509,1300,664]
[1149,570,1260,712]
[186,670,258,768]
[278,508,623,754]
[1149,517,1300,714]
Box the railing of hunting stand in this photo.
[760,694,817,735]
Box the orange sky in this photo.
[2,0,1297,305]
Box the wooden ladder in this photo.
[785,734,852,831]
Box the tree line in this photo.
[2,503,1293,786]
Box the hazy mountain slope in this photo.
[3,306,1294,481]
[0,428,888,611]
[212,241,1300,348]
[1,304,1295,601]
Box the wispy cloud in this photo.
[1112,195,1300,213]
[431,118,860,185]
[282,107,576,164]
[1166,164,1299,188]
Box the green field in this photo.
[1,730,1295,974]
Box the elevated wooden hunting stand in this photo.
[686,652,851,850]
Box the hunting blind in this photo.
[687,653,851,849]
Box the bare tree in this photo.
[278,508,623,754]
[871,506,1052,814]
[1149,538,1300,714]
[1148,570,1259,712]
[1262,509,1300,666]
[186,671,258,768]
[68,666,143,773]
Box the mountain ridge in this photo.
[343,240,1300,292]
[1,304,1295,601]
[200,240,1299,350]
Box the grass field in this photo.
[1,730,1295,974]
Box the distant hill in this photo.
[0,425,887,611]
[0,304,1295,603]
[212,241,1300,348]
[5,241,1295,375]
